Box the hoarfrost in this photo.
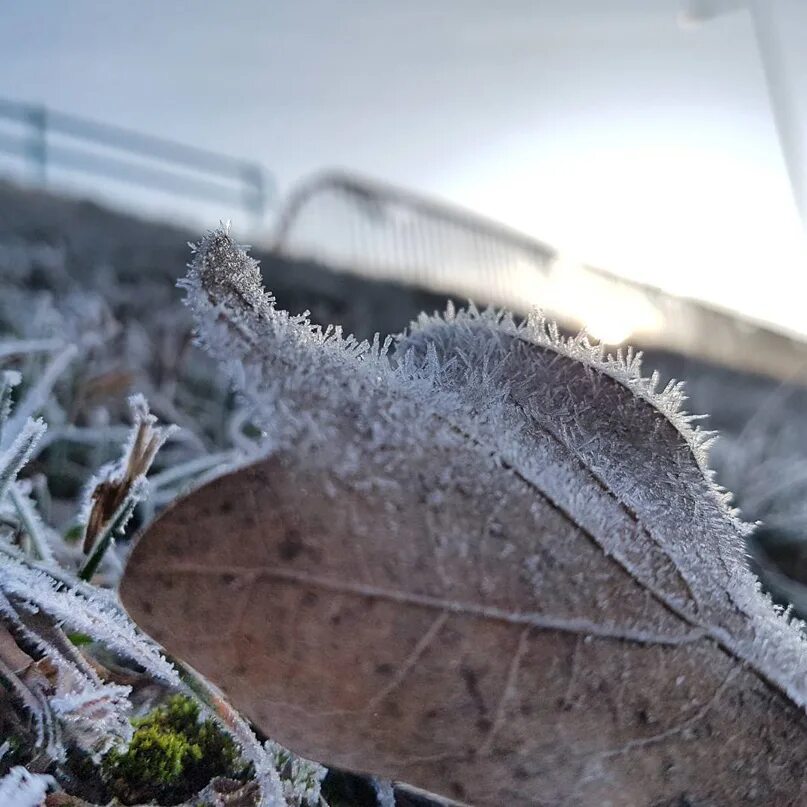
[0,767,55,807]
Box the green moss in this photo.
[101,695,250,805]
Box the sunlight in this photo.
[545,258,664,345]
[447,118,807,338]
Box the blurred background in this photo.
[2,0,807,608]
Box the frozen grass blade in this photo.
[0,419,46,503]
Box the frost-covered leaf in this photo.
[122,229,807,806]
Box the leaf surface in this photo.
[121,231,807,806]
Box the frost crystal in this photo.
[0,767,55,807]
[49,675,133,762]
[0,419,46,502]
[372,778,396,807]
[265,740,327,806]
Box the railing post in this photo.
[26,105,48,185]
[243,164,266,225]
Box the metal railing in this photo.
[0,97,271,222]
[273,170,558,306]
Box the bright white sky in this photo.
[1,0,806,335]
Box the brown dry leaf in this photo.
[121,229,807,806]
[0,621,34,674]
[82,396,170,554]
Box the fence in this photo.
[0,97,271,223]
[273,170,559,310]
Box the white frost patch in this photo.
[0,767,55,807]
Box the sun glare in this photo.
[447,120,807,339]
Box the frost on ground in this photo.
[0,370,329,806]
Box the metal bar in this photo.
[44,107,255,178]
[240,163,267,219]
[0,130,27,159]
[274,170,558,264]
[747,0,805,227]
[0,97,231,171]
[43,141,249,206]
[679,1,805,228]
[0,97,271,221]
[0,98,33,123]
[26,105,47,184]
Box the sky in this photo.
[1,0,806,336]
